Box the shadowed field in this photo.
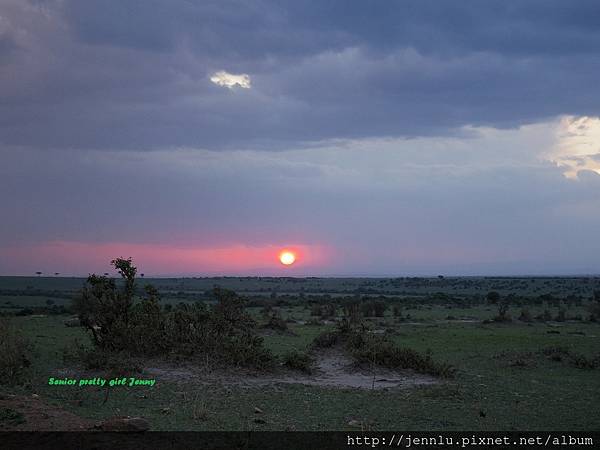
[1,275,599,431]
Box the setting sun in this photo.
[279,251,296,266]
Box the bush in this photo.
[347,332,455,378]
[260,305,273,318]
[72,258,275,370]
[161,288,274,369]
[63,339,144,376]
[360,300,386,317]
[342,299,361,324]
[310,326,454,378]
[588,301,600,322]
[262,312,289,332]
[493,301,511,322]
[518,308,533,322]
[392,305,403,318]
[310,304,323,316]
[555,307,566,322]
[352,337,454,378]
[281,350,314,374]
[542,346,600,370]
[311,331,341,348]
[0,318,32,386]
[320,303,336,319]
[0,407,26,426]
[570,353,600,370]
[487,291,500,304]
[373,300,387,317]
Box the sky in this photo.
[1,0,600,277]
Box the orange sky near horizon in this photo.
[0,241,332,276]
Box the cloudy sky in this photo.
[1,0,600,276]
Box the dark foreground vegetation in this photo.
[72,258,273,370]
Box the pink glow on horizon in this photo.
[0,241,333,276]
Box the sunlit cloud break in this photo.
[547,116,600,179]
[210,70,251,89]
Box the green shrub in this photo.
[342,299,361,324]
[311,331,341,348]
[63,340,142,372]
[570,353,600,370]
[262,312,289,332]
[588,301,600,322]
[320,303,336,319]
[518,308,533,322]
[348,333,455,378]
[0,318,32,386]
[493,301,511,322]
[373,300,387,317]
[72,258,274,370]
[542,346,599,369]
[281,350,314,374]
[310,304,322,316]
[487,291,500,304]
[0,408,26,426]
[392,305,403,318]
[310,326,454,378]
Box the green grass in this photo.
[1,275,599,430]
[2,310,599,431]
[0,295,71,309]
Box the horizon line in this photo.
[1,273,599,279]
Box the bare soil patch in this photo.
[0,393,94,431]
[144,350,438,390]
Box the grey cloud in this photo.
[1,1,600,150]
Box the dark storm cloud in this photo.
[283,1,600,57]
[1,0,600,150]
[65,1,600,58]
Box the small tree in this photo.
[72,258,137,350]
[342,298,362,325]
[373,300,387,317]
[487,291,500,304]
[495,300,511,322]
[392,305,403,318]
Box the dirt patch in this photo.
[279,350,437,389]
[440,318,480,323]
[259,328,297,337]
[145,350,438,390]
[0,394,94,431]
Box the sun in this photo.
[279,251,296,266]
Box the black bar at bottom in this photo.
[1,431,599,450]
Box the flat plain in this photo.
[1,275,599,431]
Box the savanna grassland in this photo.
[1,274,599,431]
